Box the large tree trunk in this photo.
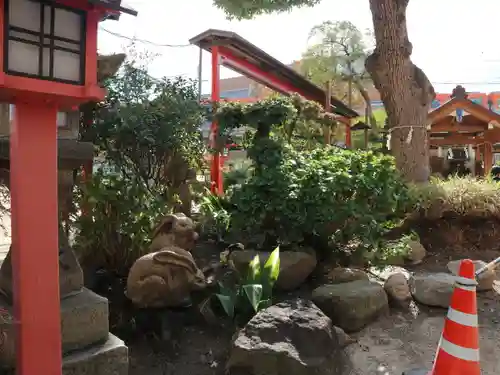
[365,0,435,182]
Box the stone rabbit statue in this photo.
[126,213,206,308]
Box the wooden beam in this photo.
[429,135,483,146]
[430,123,486,133]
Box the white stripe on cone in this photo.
[439,337,480,362]
[455,283,476,291]
[446,308,478,327]
[454,276,478,286]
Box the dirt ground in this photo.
[126,235,500,375]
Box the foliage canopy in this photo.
[213,0,320,19]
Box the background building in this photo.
[213,73,500,114]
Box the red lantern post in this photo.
[0,1,136,375]
[210,46,223,194]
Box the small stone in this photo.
[384,273,412,303]
[447,259,496,291]
[368,266,410,281]
[405,241,426,265]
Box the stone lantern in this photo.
[0,1,137,375]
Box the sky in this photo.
[98,0,500,95]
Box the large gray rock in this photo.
[226,299,353,375]
[312,280,389,332]
[447,259,495,291]
[409,273,455,308]
[321,267,369,284]
[229,249,317,291]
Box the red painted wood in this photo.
[85,10,99,87]
[345,124,352,147]
[211,46,223,195]
[10,101,61,375]
[218,47,314,101]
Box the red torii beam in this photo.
[190,29,358,195]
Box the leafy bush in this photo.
[73,172,169,276]
[223,160,252,190]
[228,139,413,253]
[199,189,233,241]
[214,94,336,151]
[73,50,207,275]
[215,246,280,321]
[410,176,500,219]
[202,95,413,265]
[369,231,420,266]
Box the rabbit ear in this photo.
[151,214,177,239]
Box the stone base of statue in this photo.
[0,246,128,375]
[0,333,128,375]
[62,334,128,375]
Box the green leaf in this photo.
[242,284,263,312]
[215,293,235,318]
[262,246,280,286]
[245,254,261,284]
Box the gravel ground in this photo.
[0,206,497,375]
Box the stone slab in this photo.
[0,288,109,368]
[0,334,128,375]
[63,334,128,375]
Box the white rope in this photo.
[386,125,427,150]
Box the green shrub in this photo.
[227,139,413,253]
[73,171,169,276]
[73,52,207,277]
[215,246,280,321]
[223,161,252,190]
[199,189,233,241]
[369,231,420,266]
[203,95,413,264]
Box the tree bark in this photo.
[365,0,435,182]
[353,80,377,128]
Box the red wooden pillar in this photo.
[10,102,62,375]
[345,123,352,147]
[484,143,493,176]
[210,46,223,194]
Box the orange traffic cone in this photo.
[430,259,481,375]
